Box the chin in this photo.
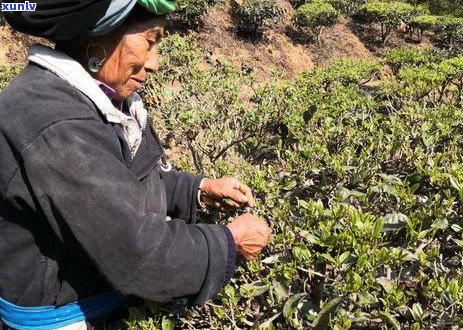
[117,91,133,100]
[124,89,140,99]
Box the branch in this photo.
[211,132,256,162]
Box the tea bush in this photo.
[289,0,363,14]
[0,66,21,92]
[175,0,221,27]
[293,1,339,45]
[234,0,283,36]
[143,34,286,173]
[325,0,364,16]
[426,0,463,17]
[384,47,448,74]
[353,1,417,43]
[134,38,463,329]
[408,14,440,39]
[409,15,463,49]
[432,16,463,50]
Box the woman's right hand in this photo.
[227,213,272,261]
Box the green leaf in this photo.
[373,218,384,236]
[239,281,269,298]
[283,293,307,319]
[376,276,394,293]
[282,178,297,191]
[451,224,463,232]
[379,312,401,330]
[259,312,281,329]
[161,315,175,330]
[292,245,312,262]
[382,213,408,232]
[431,218,449,230]
[301,232,322,245]
[337,251,350,265]
[356,291,377,306]
[224,285,236,300]
[311,297,343,329]
[321,253,337,264]
[410,303,424,320]
[272,278,290,300]
[450,176,462,192]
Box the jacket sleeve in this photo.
[13,118,230,304]
[160,170,203,223]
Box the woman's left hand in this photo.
[199,177,255,210]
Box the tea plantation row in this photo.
[115,35,463,329]
[175,0,463,50]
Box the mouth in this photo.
[132,78,145,90]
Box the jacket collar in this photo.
[28,44,147,157]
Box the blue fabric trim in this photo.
[0,292,126,330]
[88,0,137,36]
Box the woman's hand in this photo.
[227,213,271,261]
[199,177,255,210]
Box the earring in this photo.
[86,44,107,73]
[88,57,103,73]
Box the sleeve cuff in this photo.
[189,175,205,223]
[221,225,236,286]
[197,178,207,209]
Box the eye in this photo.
[146,30,162,50]
[132,64,143,74]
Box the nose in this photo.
[144,47,160,73]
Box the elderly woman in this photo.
[0,0,271,329]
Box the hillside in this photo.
[193,1,374,80]
[0,2,375,79]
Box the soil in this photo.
[0,25,50,66]
[192,1,316,81]
[193,2,375,81]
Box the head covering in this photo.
[138,0,176,16]
[88,0,138,36]
[2,0,176,41]
[2,0,112,40]
[89,0,176,36]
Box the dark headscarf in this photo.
[1,0,175,41]
[2,0,113,41]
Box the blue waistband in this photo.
[0,292,126,330]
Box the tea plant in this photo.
[408,14,440,40]
[0,66,21,92]
[139,39,463,328]
[427,0,463,17]
[292,0,340,45]
[233,0,283,36]
[325,0,364,16]
[384,47,446,75]
[144,35,286,173]
[409,15,463,49]
[175,0,221,27]
[353,1,417,43]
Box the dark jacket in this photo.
[0,63,234,314]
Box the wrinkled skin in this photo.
[93,19,164,100]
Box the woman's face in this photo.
[95,19,164,100]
